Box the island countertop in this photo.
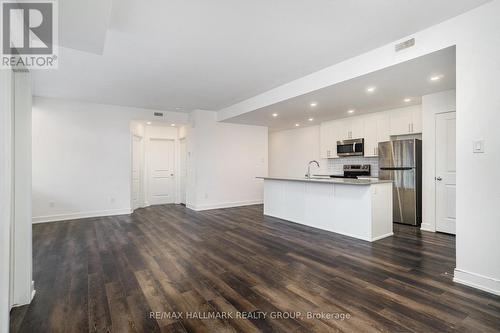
[256,176,392,185]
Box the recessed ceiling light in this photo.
[175,107,182,110]
[295,123,300,127]
[430,74,443,81]
[404,98,412,103]
[347,109,355,114]
[366,86,376,93]
[146,121,152,125]
[171,123,176,127]
[310,102,318,107]
[308,118,314,122]
[272,113,278,117]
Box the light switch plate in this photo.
[472,139,485,153]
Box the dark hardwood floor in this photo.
[10,204,500,333]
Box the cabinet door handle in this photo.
[408,123,411,133]
[411,123,414,133]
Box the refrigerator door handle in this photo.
[380,167,413,170]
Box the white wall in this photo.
[186,110,268,210]
[32,97,188,223]
[0,68,14,333]
[223,0,500,295]
[269,125,325,178]
[421,90,456,232]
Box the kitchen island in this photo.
[257,177,393,242]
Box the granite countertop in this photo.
[256,176,392,185]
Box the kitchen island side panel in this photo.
[263,179,389,241]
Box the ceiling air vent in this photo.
[395,38,415,52]
[154,112,164,117]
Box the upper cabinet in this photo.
[320,121,337,159]
[319,106,422,158]
[364,112,390,157]
[411,107,422,133]
[389,106,422,135]
[333,117,364,140]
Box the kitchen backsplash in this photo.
[326,156,380,177]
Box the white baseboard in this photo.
[31,280,36,301]
[187,200,263,211]
[420,222,436,232]
[9,280,36,310]
[454,268,500,296]
[371,232,394,242]
[32,208,132,223]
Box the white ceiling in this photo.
[34,0,486,112]
[224,47,456,131]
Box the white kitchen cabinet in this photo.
[389,106,422,135]
[320,121,336,158]
[412,107,423,133]
[363,118,378,157]
[389,108,413,135]
[337,118,364,140]
[376,113,391,143]
[350,118,364,139]
[364,112,390,157]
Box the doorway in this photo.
[147,138,176,205]
[435,111,456,234]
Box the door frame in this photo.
[0,67,14,333]
[130,134,145,211]
[178,137,187,204]
[434,111,456,234]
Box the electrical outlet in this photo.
[110,197,116,203]
[49,201,55,208]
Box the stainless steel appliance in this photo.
[336,138,364,157]
[378,139,422,226]
[313,164,371,179]
[343,164,370,178]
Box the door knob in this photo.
[436,177,442,181]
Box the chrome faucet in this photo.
[306,160,320,178]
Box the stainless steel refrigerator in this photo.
[378,139,422,226]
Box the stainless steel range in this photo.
[343,164,371,178]
[314,164,371,179]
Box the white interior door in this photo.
[435,112,456,234]
[131,135,143,210]
[179,138,187,204]
[148,138,175,205]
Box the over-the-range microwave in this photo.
[336,138,364,157]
